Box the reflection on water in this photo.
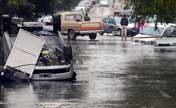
[32,81,88,101]
[1,36,176,108]
[126,55,176,108]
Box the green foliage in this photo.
[5,0,81,18]
[7,0,35,17]
[130,0,176,23]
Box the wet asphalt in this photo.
[1,2,176,108]
[1,35,176,108]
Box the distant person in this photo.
[84,13,91,21]
[138,17,144,32]
[81,8,85,16]
[120,15,128,41]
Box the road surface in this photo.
[1,1,176,108]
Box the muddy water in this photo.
[1,36,176,108]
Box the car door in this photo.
[102,17,110,32]
[107,18,117,32]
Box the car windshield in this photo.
[128,17,135,23]
[140,26,164,36]
[166,29,176,37]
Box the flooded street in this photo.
[1,1,176,108]
[1,36,176,108]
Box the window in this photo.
[170,30,176,37]
[109,18,116,25]
[65,14,82,21]
[74,15,82,21]
[102,18,109,23]
[162,28,171,37]
[65,15,75,21]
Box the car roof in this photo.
[146,23,175,28]
[56,11,82,15]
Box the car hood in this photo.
[134,34,160,38]
[156,37,176,44]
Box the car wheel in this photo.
[114,28,121,36]
[100,31,104,35]
[89,33,97,40]
[68,29,76,40]
[112,31,117,36]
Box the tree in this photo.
[5,0,81,18]
[129,0,176,23]
[27,0,81,15]
[27,0,58,15]
[7,0,35,18]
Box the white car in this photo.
[99,0,109,7]
[74,6,86,12]
[132,23,174,44]
[38,15,52,25]
[155,27,176,51]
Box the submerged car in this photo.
[2,24,76,81]
[132,23,175,44]
[155,27,176,51]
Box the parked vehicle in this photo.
[38,15,53,25]
[155,26,176,51]
[57,11,104,40]
[101,16,121,35]
[91,0,97,5]
[99,0,109,7]
[73,0,93,13]
[101,15,138,36]
[132,23,175,44]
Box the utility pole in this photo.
[0,0,3,66]
[0,0,2,36]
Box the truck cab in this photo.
[56,11,104,40]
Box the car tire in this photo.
[89,33,97,40]
[100,32,104,35]
[68,29,76,40]
[114,28,121,36]
[112,31,117,36]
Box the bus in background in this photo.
[99,0,109,7]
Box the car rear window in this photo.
[65,14,82,21]
[109,18,116,25]
[102,18,109,23]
